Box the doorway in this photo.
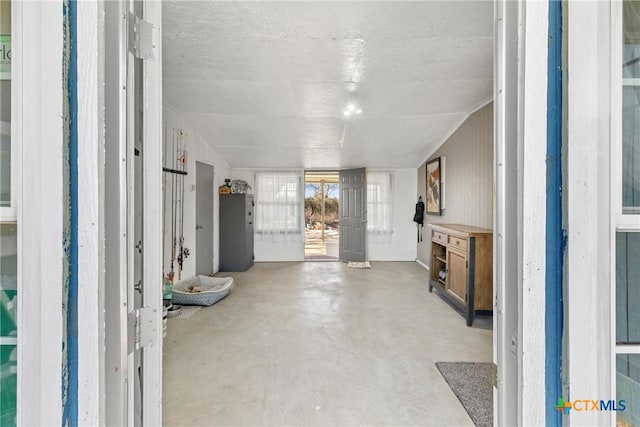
[304,171,339,260]
[195,161,214,275]
[160,1,510,425]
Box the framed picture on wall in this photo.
[426,157,442,215]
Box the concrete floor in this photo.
[163,262,492,426]
[304,228,339,260]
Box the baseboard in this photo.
[415,259,430,271]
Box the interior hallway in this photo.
[162,262,492,426]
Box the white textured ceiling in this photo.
[163,1,493,169]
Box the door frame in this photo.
[141,0,163,423]
[104,0,163,424]
[16,1,66,424]
[12,0,164,423]
[494,0,550,424]
[303,170,340,260]
[104,1,131,423]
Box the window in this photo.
[617,232,640,345]
[0,1,16,424]
[615,2,640,426]
[254,171,303,241]
[623,0,640,213]
[367,171,393,242]
[0,4,9,209]
[617,353,640,417]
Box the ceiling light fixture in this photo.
[343,103,362,118]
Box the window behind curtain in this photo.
[367,171,393,242]
[254,171,303,241]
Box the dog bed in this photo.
[171,276,234,306]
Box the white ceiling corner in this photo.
[163,1,494,169]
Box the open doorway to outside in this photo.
[304,171,339,260]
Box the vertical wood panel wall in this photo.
[416,103,493,265]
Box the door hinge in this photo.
[492,363,498,388]
[466,260,468,269]
[127,307,158,353]
[130,14,156,61]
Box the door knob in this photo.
[196,224,203,230]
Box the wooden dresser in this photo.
[429,223,493,326]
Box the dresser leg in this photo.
[466,310,474,326]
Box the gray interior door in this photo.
[339,168,367,262]
[195,161,214,275]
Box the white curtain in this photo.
[367,171,393,242]
[254,171,303,242]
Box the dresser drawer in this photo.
[449,236,467,251]
[433,231,447,244]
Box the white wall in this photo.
[368,169,417,261]
[416,103,494,266]
[232,168,416,262]
[163,103,231,278]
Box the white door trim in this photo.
[565,2,616,425]
[494,0,548,424]
[104,0,131,423]
[17,1,65,424]
[519,1,549,424]
[77,0,106,422]
[141,0,164,424]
